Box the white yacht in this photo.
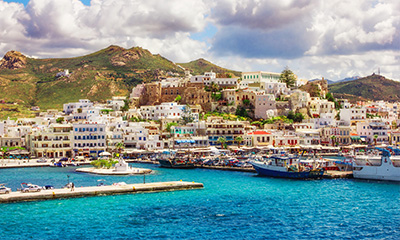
[353,148,400,181]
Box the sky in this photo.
[0,0,399,81]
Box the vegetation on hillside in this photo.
[178,58,241,77]
[329,74,400,102]
[279,66,296,88]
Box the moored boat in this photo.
[353,148,400,181]
[250,155,324,179]
[158,158,196,169]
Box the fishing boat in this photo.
[250,155,324,179]
[353,147,400,181]
[158,158,196,169]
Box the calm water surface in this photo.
[0,164,399,239]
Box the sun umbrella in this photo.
[99,152,111,156]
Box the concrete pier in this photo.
[324,170,353,179]
[0,181,204,204]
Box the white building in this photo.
[254,93,277,119]
[340,107,367,126]
[28,124,73,158]
[72,122,107,157]
[63,99,93,115]
[140,102,197,122]
[357,119,390,144]
[241,71,281,83]
[107,96,126,111]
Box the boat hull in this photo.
[158,159,196,169]
[251,162,324,179]
[353,156,400,181]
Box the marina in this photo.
[0,163,398,239]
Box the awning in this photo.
[361,138,366,141]
[350,136,361,140]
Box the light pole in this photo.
[67,175,70,185]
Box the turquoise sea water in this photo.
[0,164,399,240]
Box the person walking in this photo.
[71,182,75,191]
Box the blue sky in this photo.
[0,0,399,81]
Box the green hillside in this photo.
[0,46,184,111]
[178,58,241,77]
[328,74,400,102]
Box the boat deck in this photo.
[0,181,204,204]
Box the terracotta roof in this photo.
[248,131,271,135]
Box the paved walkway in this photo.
[0,181,204,203]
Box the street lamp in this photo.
[67,175,70,185]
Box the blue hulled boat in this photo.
[250,155,324,179]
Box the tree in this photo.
[0,147,7,159]
[217,137,226,149]
[210,82,219,94]
[287,111,295,121]
[90,159,119,169]
[293,113,304,123]
[235,136,243,148]
[115,142,124,156]
[279,66,297,88]
[174,95,182,102]
[166,122,178,133]
[330,135,336,147]
[374,135,378,145]
[121,99,130,112]
[56,117,64,124]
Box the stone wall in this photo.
[139,82,212,112]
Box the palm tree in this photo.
[330,135,336,147]
[374,135,378,146]
[217,137,226,149]
[235,136,243,148]
[115,142,124,157]
[0,147,7,160]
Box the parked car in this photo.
[21,184,42,193]
[0,186,11,194]
[37,158,47,163]
[42,185,54,190]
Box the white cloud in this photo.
[0,0,399,82]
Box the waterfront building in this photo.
[274,131,300,147]
[246,130,273,147]
[28,124,73,158]
[72,122,107,157]
[172,136,209,149]
[205,117,247,147]
[296,129,320,147]
[390,129,400,146]
[357,119,390,144]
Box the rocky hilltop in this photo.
[0,51,27,69]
